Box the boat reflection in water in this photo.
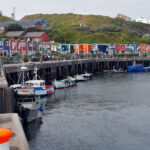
[23,119,41,141]
[23,95,56,141]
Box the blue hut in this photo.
[0,38,3,53]
[3,39,10,55]
[98,44,109,53]
[70,44,74,53]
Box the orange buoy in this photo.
[0,128,13,150]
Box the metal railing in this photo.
[2,55,150,65]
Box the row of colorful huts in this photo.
[0,38,149,56]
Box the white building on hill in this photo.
[136,17,150,24]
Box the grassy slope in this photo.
[0,16,13,22]
[22,13,150,44]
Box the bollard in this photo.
[0,129,13,150]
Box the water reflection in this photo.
[23,119,41,141]
[25,73,150,150]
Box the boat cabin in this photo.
[25,80,45,88]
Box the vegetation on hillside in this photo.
[5,24,24,31]
[10,13,150,44]
[0,16,13,22]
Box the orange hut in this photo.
[82,44,92,54]
[73,44,83,54]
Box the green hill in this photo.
[22,13,150,44]
[0,16,13,22]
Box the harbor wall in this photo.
[4,57,150,85]
[0,59,14,113]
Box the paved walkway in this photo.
[0,113,29,150]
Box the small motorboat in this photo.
[82,72,93,79]
[74,72,92,82]
[74,74,88,82]
[53,77,77,89]
[127,64,150,72]
[110,68,124,73]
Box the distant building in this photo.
[116,13,133,21]
[0,10,2,16]
[24,32,50,42]
[5,31,24,37]
[0,19,49,32]
[136,17,150,24]
[11,7,15,20]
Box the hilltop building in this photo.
[24,32,50,42]
[0,19,49,32]
[136,17,150,24]
[116,13,133,21]
[0,10,2,16]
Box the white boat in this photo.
[110,68,124,73]
[10,66,36,96]
[53,77,77,89]
[11,66,55,97]
[25,80,54,96]
[74,72,92,82]
[82,72,92,79]
[74,74,88,82]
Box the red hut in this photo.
[16,40,22,55]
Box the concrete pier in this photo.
[0,60,14,113]
[4,57,150,85]
[0,113,30,150]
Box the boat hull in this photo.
[53,79,77,89]
[15,100,41,123]
[34,85,55,96]
[127,64,150,72]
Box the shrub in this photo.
[95,25,121,32]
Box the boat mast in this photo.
[34,67,38,80]
[20,65,27,86]
[23,69,25,85]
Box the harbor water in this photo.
[24,73,150,150]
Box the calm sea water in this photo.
[24,73,150,150]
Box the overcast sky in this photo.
[0,0,149,20]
